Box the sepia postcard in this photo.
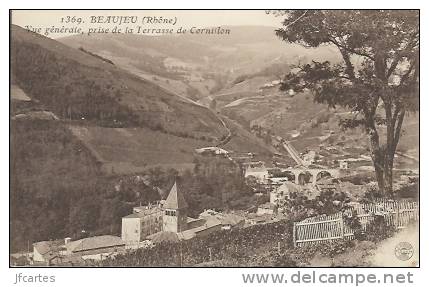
[10,9,419,270]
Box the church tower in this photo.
[163,181,188,233]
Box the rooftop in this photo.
[33,239,64,259]
[164,181,188,210]
[123,205,163,218]
[66,235,124,253]
[199,211,245,227]
[146,231,180,244]
[11,85,31,102]
[258,202,276,209]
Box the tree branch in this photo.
[387,35,419,79]
[392,109,405,153]
[328,38,375,61]
[399,60,416,86]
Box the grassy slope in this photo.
[69,125,211,174]
[11,25,227,140]
[12,25,275,177]
[13,25,274,174]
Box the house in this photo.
[123,182,230,245]
[339,160,349,169]
[32,236,125,265]
[245,213,273,225]
[199,210,245,230]
[270,181,300,205]
[257,202,276,215]
[177,216,222,241]
[121,181,188,245]
[244,162,269,183]
[65,235,125,256]
[303,151,316,165]
[121,204,163,245]
[32,240,65,263]
[195,147,229,156]
[148,215,223,243]
[218,214,245,230]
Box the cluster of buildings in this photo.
[244,160,341,214]
[31,235,126,266]
[30,181,245,266]
[122,182,245,245]
[27,141,347,266]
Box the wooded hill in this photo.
[11,25,228,141]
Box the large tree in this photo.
[273,10,419,195]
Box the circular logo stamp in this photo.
[394,242,414,261]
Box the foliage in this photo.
[11,120,135,251]
[181,156,250,217]
[279,189,350,222]
[364,215,396,242]
[361,183,385,202]
[78,47,115,65]
[341,173,376,186]
[344,211,396,242]
[10,121,251,251]
[343,210,366,241]
[11,27,227,141]
[395,181,419,199]
[273,10,419,195]
[291,239,355,265]
[100,220,293,267]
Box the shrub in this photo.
[291,239,354,265]
[363,215,396,242]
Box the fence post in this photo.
[340,216,345,239]
[396,202,400,229]
[293,222,296,248]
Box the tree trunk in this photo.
[368,127,386,195]
[374,160,384,194]
[383,153,395,196]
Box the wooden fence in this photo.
[293,200,419,247]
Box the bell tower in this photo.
[163,181,188,233]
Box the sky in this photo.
[11,10,283,38]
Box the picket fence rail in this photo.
[293,200,419,247]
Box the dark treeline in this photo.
[11,119,144,251]
[78,47,115,65]
[12,41,139,128]
[11,30,226,140]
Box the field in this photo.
[69,125,212,174]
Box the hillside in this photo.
[10,24,278,251]
[58,26,340,102]
[11,24,227,141]
[12,25,276,174]
[219,77,419,169]
[58,25,418,169]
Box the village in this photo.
[16,135,419,267]
[9,10,419,268]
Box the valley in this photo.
[10,22,419,262]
